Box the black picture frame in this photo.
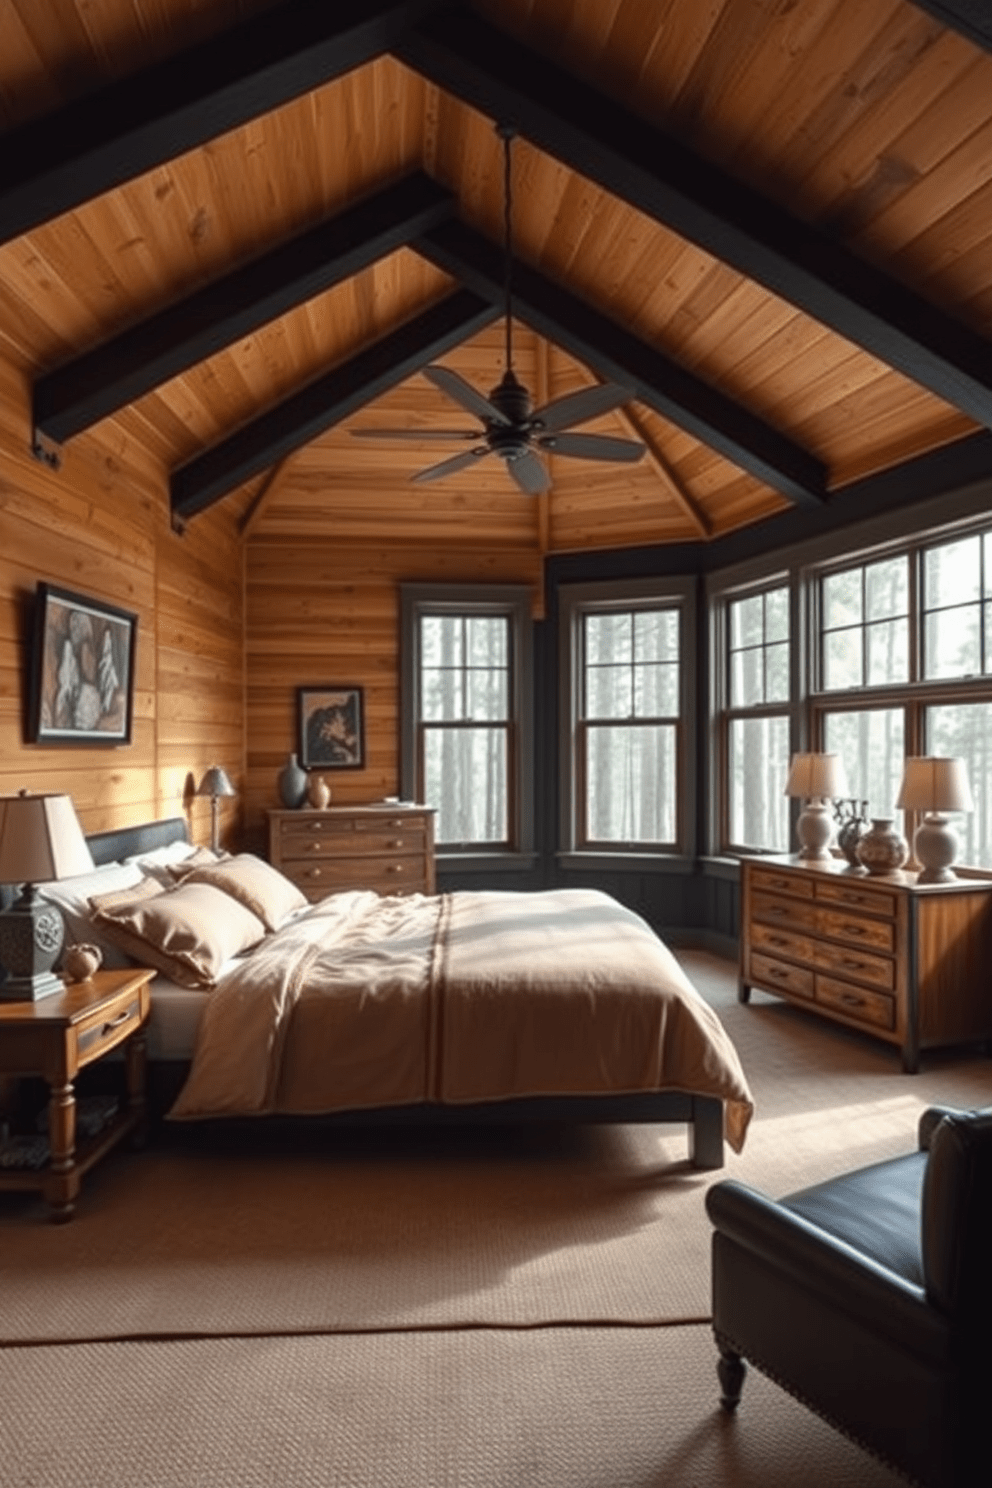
[298,685,365,770]
[28,582,137,746]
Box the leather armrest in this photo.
[918,1106,966,1151]
[706,1180,949,1364]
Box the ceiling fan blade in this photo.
[507,449,550,495]
[350,428,479,441]
[538,431,646,463]
[532,383,632,432]
[411,446,492,484]
[424,365,511,426]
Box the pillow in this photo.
[89,879,267,989]
[165,845,228,881]
[124,839,198,885]
[37,860,149,969]
[181,852,308,932]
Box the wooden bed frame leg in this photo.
[688,1096,724,1169]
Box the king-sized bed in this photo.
[33,816,753,1169]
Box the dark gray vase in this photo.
[278,751,307,809]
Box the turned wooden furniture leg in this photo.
[717,1344,746,1411]
[44,1079,80,1223]
[126,1028,149,1148]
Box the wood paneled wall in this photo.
[0,353,244,850]
[244,532,542,851]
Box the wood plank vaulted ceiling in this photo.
[2,0,991,554]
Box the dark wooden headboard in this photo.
[85,816,189,866]
[1,816,190,909]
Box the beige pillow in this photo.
[89,879,266,989]
[182,852,308,932]
[166,845,228,881]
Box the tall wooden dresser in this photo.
[739,854,992,1072]
[268,804,436,901]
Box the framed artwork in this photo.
[298,685,365,770]
[28,582,137,746]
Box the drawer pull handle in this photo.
[388,839,404,848]
[840,958,865,971]
[842,924,868,936]
[768,967,789,979]
[386,864,404,874]
[306,868,323,879]
[767,906,787,917]
[840,993,865,1007]
[767,935,788,946]
[101,1010,132,1035]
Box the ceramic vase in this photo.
[63,943,103,982]
[856,817,908,875]
[278,752,307,809]
[307,774,331,809]
[835,799,869,868]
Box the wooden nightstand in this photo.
[0,967,154,1221]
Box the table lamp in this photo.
[0,791,94,1000]
[895,757,974,884]
[195,765,236,853]
[784,752,847,860]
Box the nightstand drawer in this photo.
[76,995,144,1063]
[816,975,895,1031]
[750,952,815,1000]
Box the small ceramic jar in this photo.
[63,943,103,982]
[856,818,909,875]
[307,774,331,809]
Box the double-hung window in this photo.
[721,582,792,853]
[560,577,694,858]
[400,584,533,861]
[813,526,992,870]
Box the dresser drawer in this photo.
[751,891,818,933]
[818,908,895,954]
[285,855,429,899]
[282,826,427,861]
[812,940,894,991]
[815,975,895,1031]
[750,867,815,900]
[749,952,815,1001]
[750,922,815,965]
[814,880,896,917]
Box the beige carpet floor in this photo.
[0,1324,910,1488]
[2,948,989,1345]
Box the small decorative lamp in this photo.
[0,791,94,1001]
[895,756,974,884]
[195,765,236,853]
[784,753,847,861]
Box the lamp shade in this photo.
[896,757,974,815]
[0,791,93,885]
[195,766,236,800]
[784,753,847,800]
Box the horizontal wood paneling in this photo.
[0,344,245,847]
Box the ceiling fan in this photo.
[351,124,646,495]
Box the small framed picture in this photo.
[298,685,365,770]
[28,582,137,746]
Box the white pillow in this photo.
[124,839,197,884]
[36,860,148,969]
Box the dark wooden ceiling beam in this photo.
[33,172,454,450]
[395,7,992,429]
[416,219,828,507]
[170,288,499,523]
[0,0,443,248]
[906,2,992,52]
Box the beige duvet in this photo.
[170,888,753,1151]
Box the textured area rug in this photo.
[2,949,989,1344]
[0,1324,906,1488]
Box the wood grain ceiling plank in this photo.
[615,402,710,538]
[32,173,453,445]
[398,7,992,427]
[0,0,444,246]
[170,288,500,520]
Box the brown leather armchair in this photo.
[705,1105,992,1488]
